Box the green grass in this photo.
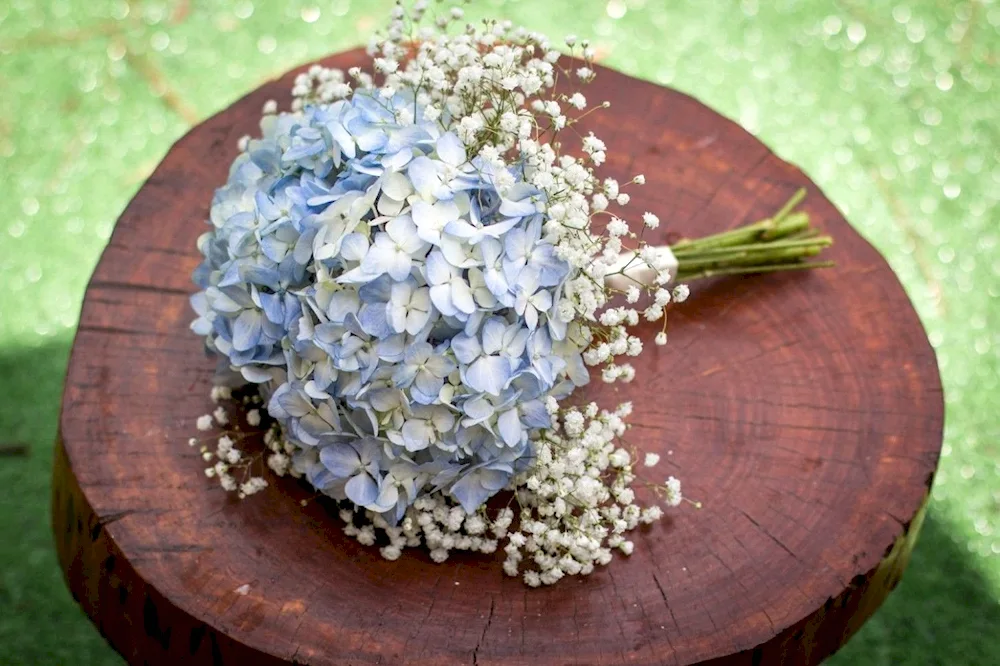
[1,0,998,664]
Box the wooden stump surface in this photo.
[52,49,943,666]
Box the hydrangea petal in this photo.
[376,334,406,363]
[497,408,523,447]
[401,419,433,452]
[451,279,476,315]
[436,132,466,167]
[520,400,550,428]
[358,303,392,339]
[524,306,538,331]
[388,303,408,333]
[232,309,263,351]
[340,232,370,261]
[413,371,444,403]
[381,171,413,200]
[480,317,506,355]
[408,156,442,199]
[361,237,396,276]
[319,444,362,478]
[345,472,380,506]
[462,395,494,422]
[450,333,481,365]
[406,306,431,335]
[429,284,456,317]
[465,355,511,395]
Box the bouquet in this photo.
[188,0,832,587]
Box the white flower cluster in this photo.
[340,498,510,564]
[193,387,298,498]
[291,66,356,111]
[501,400,681,585]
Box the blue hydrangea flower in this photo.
[412,199,460,246]
[360,215,428,281]
[407,132,467,200]
[389,404,456,453]
[425,250,475,318]
[448,448,523,514]
[451,317,528,396]
[318,436,398,511]
[387,279,433,335]
[503,215,568,287]
[392,341,455,404]
[191,93,591,519]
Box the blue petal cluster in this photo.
[192,92,588,520]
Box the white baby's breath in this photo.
[212,405,229,426]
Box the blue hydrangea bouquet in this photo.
[188,1,832,586]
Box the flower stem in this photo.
[675,260,836,283]
[670,189,833,282]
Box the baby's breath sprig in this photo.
[192,386,298,498]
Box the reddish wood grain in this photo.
[52,49,943,665]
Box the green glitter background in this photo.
[0,0,997,663]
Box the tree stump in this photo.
[52,49,943,666]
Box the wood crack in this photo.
[652,573,682,636]
[77,323,172,338]
[89,280,192,297]
[133,543,208,554]
[738,508,803,565]
[471,596,495,665]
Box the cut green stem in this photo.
[669,189,833,283]
[675,261,836,282]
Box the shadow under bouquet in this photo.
[188,0,831,587]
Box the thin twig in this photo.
[124,48,200,125]
[170,0,192,25]
[0,443,29,457]
[868,167,946,315]
[0,21,120,51]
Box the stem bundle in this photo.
[670,189,834,282]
